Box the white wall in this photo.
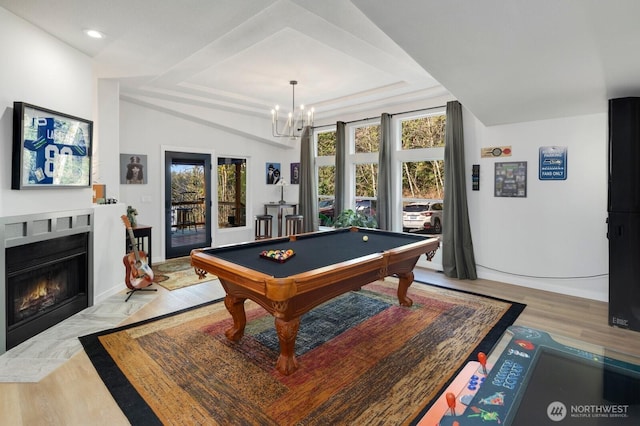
[463,109,609,301]
[118,100,300,262]
[0,7,94,217]
[0,9,127,303]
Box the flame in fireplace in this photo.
[18,277,62,312]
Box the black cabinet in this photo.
[608,213,640,330]
[608,97,640,213]
[608,97,640,331]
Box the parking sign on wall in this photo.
[539,146,567,180]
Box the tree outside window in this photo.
[401,115,445,149]
[317,130,336,156]
[355,125,379,153]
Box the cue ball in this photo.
[362,236,368,242]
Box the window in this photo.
[313,108,446,232]
[317,130,337,224]
[351,124,380,218]
[400,111,446,233]
[217,157,246,228]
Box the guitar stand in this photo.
[125,286,158,302]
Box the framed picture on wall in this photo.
[11,102,93,189]
[120,154,148,184]
[495,161,527,197]
[266,162,282,184]
[290,163,300,184]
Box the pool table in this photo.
[190,227,439,375]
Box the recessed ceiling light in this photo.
[84,29,104,39]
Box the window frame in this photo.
[313,106,446,232]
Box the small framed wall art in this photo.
[495,161,527,197]
[120,154,148,184]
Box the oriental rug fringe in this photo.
[80,278,525,425]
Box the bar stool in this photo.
[285,214,304,236]
[255,215,273,240]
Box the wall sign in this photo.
[495,161,527,197]
[481,146,512,158]
[539,146,567,180]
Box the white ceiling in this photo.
[354,0,640,125]
[2,0,640,132]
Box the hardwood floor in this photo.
[1,268,639,425]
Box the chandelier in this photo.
[271,80,314,138]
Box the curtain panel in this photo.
[298,126,318,232]
[442,101,477,279]
[334,121,347,218]
[377,113,392,230]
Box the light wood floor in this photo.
[2,268,639,425]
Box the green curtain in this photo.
[442,101,477,279]
[376,113,392,230]
[298,126,318,232]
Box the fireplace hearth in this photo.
[1,210,93,353]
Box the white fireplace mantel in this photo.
[0,209,94,353]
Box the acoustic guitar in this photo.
[121,215,154,289]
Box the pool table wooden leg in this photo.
[223,294,247,341]
[397,271,415,307]
[275,316,300,375]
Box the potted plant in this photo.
[330,209,377,228]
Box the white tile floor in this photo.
[0,290,157,383]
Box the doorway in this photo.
[165,151,212,258]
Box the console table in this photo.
[264,203,297,237]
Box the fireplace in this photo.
[6,233,89,349]
[1,210,93,353]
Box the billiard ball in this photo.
[362,235,368,242]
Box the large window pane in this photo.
[171,163,206,231]
[318,165,335,197]
[318,165,335,225]
[218,158,246,228]
[355,125,379,153]
[355,163,378,218]
[402,160,444,199]
[355,163,378,197]
[401,115,445,149]
[317,130,336,156]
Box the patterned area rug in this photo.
[80,279,525,425]
[152,256,216,290]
